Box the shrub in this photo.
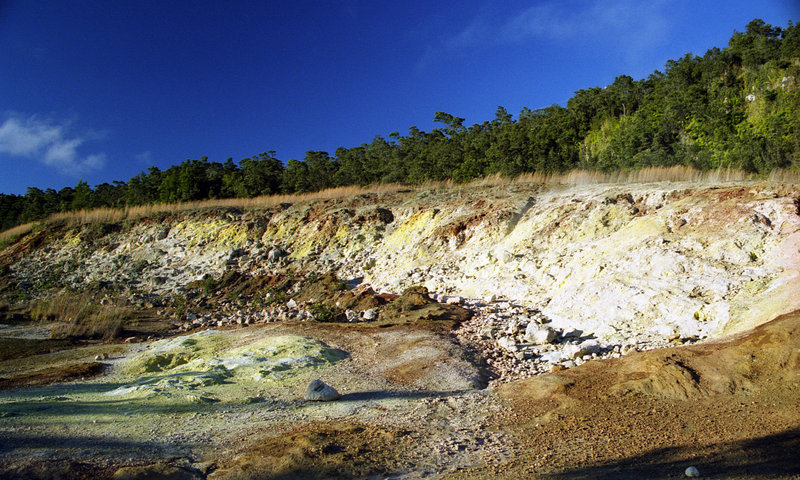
[309,303,340,322]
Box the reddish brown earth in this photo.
[199,312,800,480]
[1,311,799,479]
[445,310,800,480]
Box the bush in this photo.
[309,303,340,322]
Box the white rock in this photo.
[685,466,700,477]
[286,299,298,309]
[525,324,556,344]
[580,339,602,354]
[363,309,377,321]
[563,340,602,359]
[505,321,521,335]
[496,336,518,352]
[445,296,462,305]
[304,379,341,401]
[267,247,284,263]
[562,344,581,359]
[539,351,564,363]
[651,324,675,336]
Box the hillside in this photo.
[0,177,799,478]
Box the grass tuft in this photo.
[30,292,133,340]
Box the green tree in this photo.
[71,180,95,211]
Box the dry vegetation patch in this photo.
[0,361,103,390]
[211,421,415,480]
[30,292,135,340]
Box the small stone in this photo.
[363,309,378,321]
[445,296,462,305]
[304,379,341,401]
[685,466,700,477]
[287,299,298,309]
[186,395,216,404]
[505,321,521,335]
[561,327,583,339]
[267,247,284,263]
[563,339,601,359]
[496,336,518,352]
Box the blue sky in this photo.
[0,0,797,195]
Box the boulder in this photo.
[525,324,556,344]
[561,327,583,339]
[267,247,285,263]
[685,466,700,477]
[304,379,341,401]
[564,339,602,359]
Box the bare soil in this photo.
[1,312,798,479]
[448,310,800,480]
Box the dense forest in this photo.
[2,19,799,232]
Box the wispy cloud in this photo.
[501,0,671,54]
[0,113,107,176]
[420,0,673,69]
[134,150,152,165]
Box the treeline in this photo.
[2,19,799,232]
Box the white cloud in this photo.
[134,150,152,165]
[0,113,107,176]
[0,116,62,156]
[421,0,673,67]
[501,0,672,57]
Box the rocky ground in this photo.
[0,179,799,479]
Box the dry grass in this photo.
[0,183,410,246]
[0,222,35,248]
[1,167,798,242]
[42,183,412,227]
[471,166,798,187]
[30,292,132,340]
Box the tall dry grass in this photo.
[48,183,411,226]
[1,167,797,242]
[0,184,409,245]
[31,292,132,340]
[0,222,35,247]
[470,165,795,187]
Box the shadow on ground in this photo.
[544,427,800,480]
